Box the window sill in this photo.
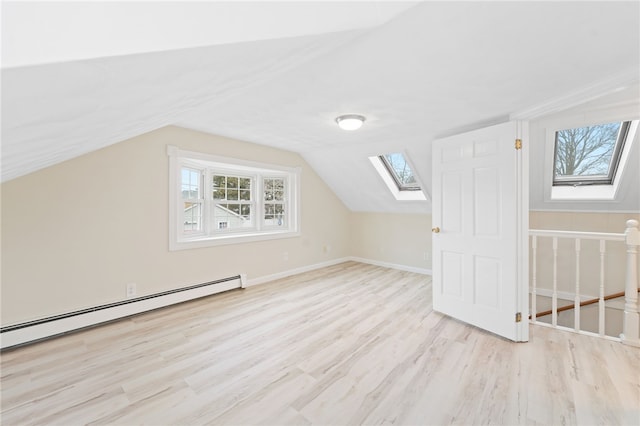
[170,230,301,251]
[550,184,617,201]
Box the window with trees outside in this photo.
[168,146,300,250]
[553,121,632,186]
[379,153,421,191]
[368,152,427,201]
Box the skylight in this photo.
[379,153,421,191]
[369,153,427,202]
[553,121,632,186]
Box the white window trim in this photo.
[168,146,301,250]
[544,119,638,202]
[368,155,427,201]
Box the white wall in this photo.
[1,126,352,325]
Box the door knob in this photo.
[432,227,440,233]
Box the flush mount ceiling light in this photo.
[336,114,366,131]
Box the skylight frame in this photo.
[378,153,421,192]
[552,121,631,187]
[368,153,428,202]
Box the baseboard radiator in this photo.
[0,275,243,350]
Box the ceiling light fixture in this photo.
[336,114,366,131]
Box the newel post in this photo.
[621,219,640,347]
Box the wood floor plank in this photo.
[1,261,638,425]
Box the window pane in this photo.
[264,203,285,227]
[227,189,239,200]
[265,204,274,217]
[554,122,622,180]
[383,153,417,185]
[181,167,201,199]
[227,177,238,189]
[213,203,253,230]
[240,189,251,201]
[183,202,202,234]
[264,178,285,201]
[239,178,251,189]
[213,189,225,200]
[380,153,420,191]
[213,175,226,188]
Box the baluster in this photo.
[531,236,537,323]
[574,238,581,332]
[552,237,558,327]
[599,240,606,336]
[622,219,640,346]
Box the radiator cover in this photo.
[0,276,243,350]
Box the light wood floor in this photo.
[1,261,638,425]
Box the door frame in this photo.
[515,121,529,342]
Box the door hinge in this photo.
[515,139,522,150]
[515,312,522,323]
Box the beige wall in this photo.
[349,212,432,271]
[11,125,634,327]
[529,211,640,298]
[1,126,352,324]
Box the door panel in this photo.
[432,121,527,341]
[442,172,463,233]
[473,168,500,237]
[441,251,463,298]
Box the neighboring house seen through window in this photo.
[168,146,301,250]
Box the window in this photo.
[181,168,203,234]
[369,152,427,201]
[212,174,254,231]
[553,121,632,186]
[168,146,300,250]
[263,177,286,227]
[379,153,421,191]
[546,119,638,202]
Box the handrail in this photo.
[529,219,639,346]
[531,289,640,319]
[529,229,625,241]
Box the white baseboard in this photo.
[348,257,432,276]
[244,257,352,287]
[244,256,432,288]
[1,277,241,350]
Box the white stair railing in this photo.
[529,220,639,346]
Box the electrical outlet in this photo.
[283,251,289,261]
[126,282,137,298]
[424,252,429,261]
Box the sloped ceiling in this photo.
[2,1,639,214]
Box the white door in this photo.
[432,121,528,342]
